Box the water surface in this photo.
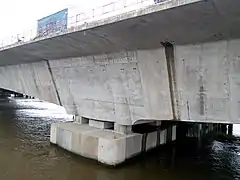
[0,98,239,180]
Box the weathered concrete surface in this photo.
[0,48,172,125]
[0,0,240,66]
[175,39,240,124]
[50,122,176,166]
[49,48,172,125]
[47,38,240,124]
[0,61,59,104]
[2,39,240,124]
[0,1,240,125]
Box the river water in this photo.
[0,98,240,180]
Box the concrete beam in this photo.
[3,39,240,124]
[175,39,240,124]
[0,0,240,66]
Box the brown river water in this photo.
[0,98,240,180]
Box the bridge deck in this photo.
[1,0,240,66]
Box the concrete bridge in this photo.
[0,0,239,165]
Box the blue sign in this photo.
[37,8,68,36]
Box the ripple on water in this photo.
[0,98,239,180]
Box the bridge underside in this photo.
[0,0,240,125]
[0,0,240,66]
[0,39,240,125]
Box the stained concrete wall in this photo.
[49,48,172,125]
[0,48,172,125]
[2,39,240,125]
[0,61,59,105]
[175,39,240,123]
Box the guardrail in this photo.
[0,0,193,49]
[67,0,154,31]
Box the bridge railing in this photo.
[0,0,184,49]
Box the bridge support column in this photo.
[114,124,132,134]
[89,119,114,129]
[197,124,202,139]
[74,116,89,124]
[220,124,227,134]
[186,123,218,138]
[50,120,178,166]
[228,124,233,135]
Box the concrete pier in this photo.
[186,123,220,138]
[228,124,233,135]
[50,121,230,165]
[50,121,177,166]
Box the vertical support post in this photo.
[228,124,233,135]
[218,124,222,133]
[197,124,202,138]
[176,122,187,140]
[166,126,173,143]
[221,124,227,134]
[197,124,202,149]
[75,116,89,124]
[114,124,132,134]
[214,123,218,133]
[216,123,220,133]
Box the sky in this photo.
[0,0,112,38]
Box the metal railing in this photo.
[0,0,189,49]
[67,0,154,30]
